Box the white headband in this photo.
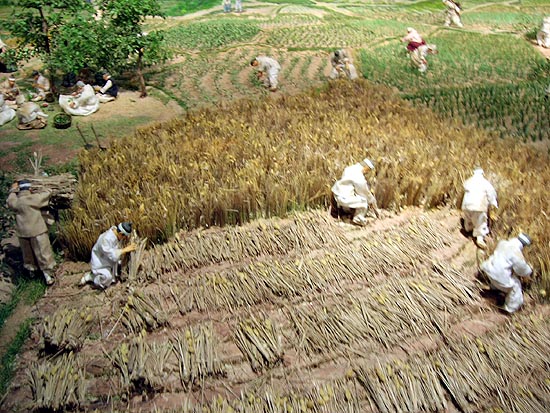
[117,223,131,236]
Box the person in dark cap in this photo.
[6,179,56,285]
[480,232,533,313]
[94,71,118,103]
[80,222,136,289]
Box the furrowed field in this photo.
[1,1,550,412]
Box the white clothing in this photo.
[17,102,48,124]
[0,95,16,126]
[33,74,50,99]
[461,170,497,239]
[461,171,498,212]
[411,44,437,73]
[443,0,463,27]
[480,238,532,313]
[59,85,99,116]
[255,56,280,90]
[537,17,550,48]
[329,50,358,80]
[235,0,242,12]
[90,226,124,289]
[332,163,372,220]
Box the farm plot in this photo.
[4,207,550,412]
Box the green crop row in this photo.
[358,31,545,94]
[164,19,261,51]
[404,81,550,142]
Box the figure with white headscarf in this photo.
[401,27,426,52]
[331,158,379,225]
[461,167,498,248]
[443,0,463,28]
[59,81,99,116]
[80,222,136,289]
[480,233,533,313]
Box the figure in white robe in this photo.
[59,82,99,116]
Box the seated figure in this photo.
[59,81,99,116]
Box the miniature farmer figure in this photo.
[411,43,438,73]
[461,167,498,249]
[2,76,20,103]
[6,180,56,285]
[0,93,16,126]
[31,70,51,102]
[480,233,533,314]
[80,222,136,289]
[250,56,281,92]
[332,158,379,226]
[59,80,99,116]
[235,0,242,13]
[401,27,426,52]
[94,72,118,103]
[443,0,463,28]
[223,0,231,13]
[537,16,550,48]
[16,98,48,130]
[329,49,358,80]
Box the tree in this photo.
[95,0,169,97]
[7,0,99,90]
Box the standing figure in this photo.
[2,76,20,103]
[443,0,463,28]
[31,70,51,102]
[480,233,533,314]
[6,180,56,285]
[331,158,379,226]
[16,99,48,130]
[80,222,136,289]
[461,167,498,249]
[223,0,231,13]
[59,81,99,116]
[329,49,358,80]
[401,27,426,52]
[250,56,281,92]
[94,72,118,103]
[0,93,16,126]
[235,0,242,13]
[537,16,550,48]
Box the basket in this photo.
[53,112,72,129]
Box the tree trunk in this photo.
[137,49,147,98]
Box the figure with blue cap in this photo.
[6,179,56,285]
[480,233,533,313]
[80,222,136,289]
[331,158,379,226]
[461,167,498,249]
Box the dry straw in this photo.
[61,80,550,293]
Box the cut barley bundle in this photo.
[121,288,170,333]
[16,173,77,209]
[138,210,348,280]
[171,323,226,389]
[39,307,95,354]
[111,333,173,394]
[234,313,283,372]
[27,352,86,411]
